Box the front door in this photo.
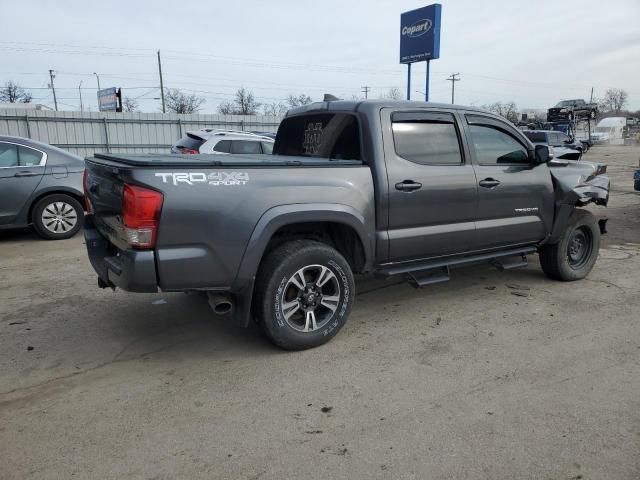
[463,114,554,250]
[382,109,478,263]
[0,142,45,225]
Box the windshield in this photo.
[555,100,574,107]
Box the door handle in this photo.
[479,178,501,188]
[395,180,422,192]
[13,171,38,177]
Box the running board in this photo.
[406,267,450,287]
[378,246,537,282]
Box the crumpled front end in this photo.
[549,159,610,207]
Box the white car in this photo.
[171,129,274,155]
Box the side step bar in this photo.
[378,246,536,287]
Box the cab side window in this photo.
[391,112,463,165]
[0,143,19,167]
[468,125,529,165]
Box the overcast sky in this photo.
[2,0,639,113]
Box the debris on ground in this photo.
[321,406,333,413]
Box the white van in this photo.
[591,117,626,145]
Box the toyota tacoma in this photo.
[84,100,610,350]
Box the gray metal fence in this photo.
[0,109,282,157]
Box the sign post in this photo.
[400,4,441,102]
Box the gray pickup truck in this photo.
[84,100,609,350]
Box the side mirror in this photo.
[534,144,552,164]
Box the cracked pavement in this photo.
[1,145,639,479]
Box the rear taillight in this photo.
[83,168,93,213]
[180,147,198,154]
[122,184,163,249]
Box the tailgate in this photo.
[84,158,130,249]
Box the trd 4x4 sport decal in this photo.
[155,172,249,186]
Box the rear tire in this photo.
[32,194,84,240]
[539,209,599,281]
[254,240,355,350]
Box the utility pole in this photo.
[48,69,58,111]
[361,86,371,99]
[157,50,166,113]
[78,80,84,112]
[446,73,461,104]
[589,87,594,103]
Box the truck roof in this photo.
[286,99,493,117]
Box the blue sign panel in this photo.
[97,87,117,112]
[400,4,441,64]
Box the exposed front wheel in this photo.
[254,240,354,350]
[32,194,84,240]
[539,209,600,281]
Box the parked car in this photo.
[547,99,598,122]
[171,129,274,155]
[0,135,84,239]
[522,130,582,160]
[84,100,609,350]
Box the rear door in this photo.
[0,142,46,226]
[382,108,478,262]
[463,114,554,250]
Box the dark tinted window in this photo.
[261,141,274,154]
[213,140,231,153]
[469,125,529,165]
[231,140,262,154]
[523,131,547,143]
[274,113,361,160]
[18,146,43,166]
[392,116,462,165]
[0,143,18,167]
[175,134,205,151]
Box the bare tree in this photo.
[482,101,519,123]
[599,88,628,114]
[218,87,261,115]
[262,101,287,116]
[217,101,236,115]
[234,87,260,115]
[381,87,402,100]
[165,88,205,114]
[122,96,139,112]
[285,93,313,108]
[0,81,32,103]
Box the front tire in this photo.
[32,194,84,240]
[539,209,600,281]
[254,240,355,350]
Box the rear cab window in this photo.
[274,113,361,160]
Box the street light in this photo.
[79,80,83,112]
[93,72,101,91]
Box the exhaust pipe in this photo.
[207,292,233,315]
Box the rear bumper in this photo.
[84,215,158,293]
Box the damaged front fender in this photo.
[549,159,610,206]
[544,159,610,245]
